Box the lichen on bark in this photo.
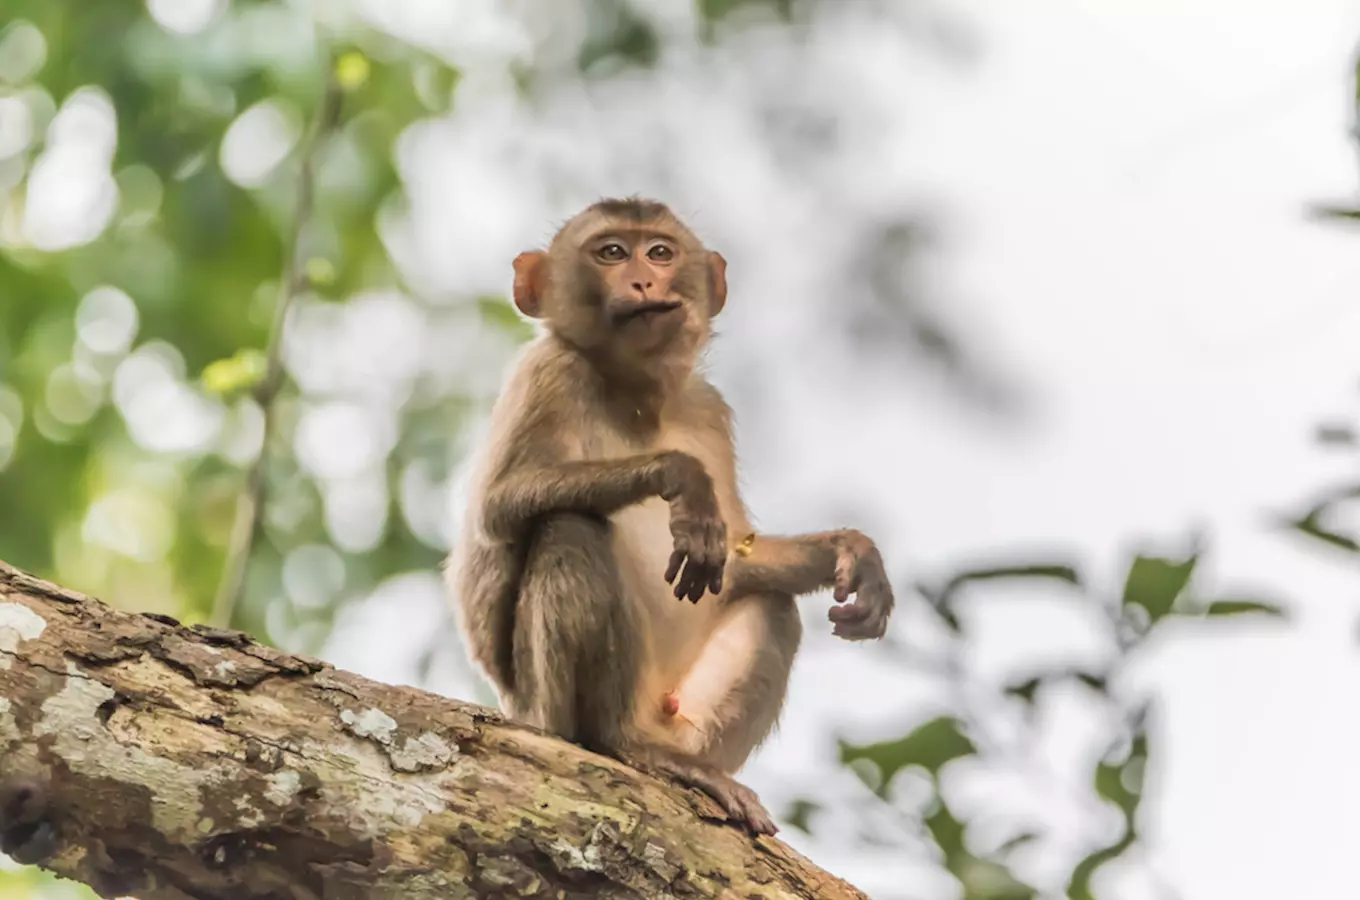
[0,559,867,899]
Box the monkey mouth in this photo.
[611,300,683,325]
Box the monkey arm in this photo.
[723,533,841,598]
[725,530,894,640]
[481,451,695,542]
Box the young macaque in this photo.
[445,197,894,835]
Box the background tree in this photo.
[0,2,1351,899]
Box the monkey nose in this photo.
[630,281,653,294]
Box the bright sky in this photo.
[905,4,1360,899]
[320,2,1360,897]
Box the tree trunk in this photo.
[0,560,867,899]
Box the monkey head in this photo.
[511,198,727,371]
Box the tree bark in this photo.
[0,560,867,900]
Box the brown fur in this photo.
[445,198,895,835]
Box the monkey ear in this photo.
[707,252,728,317]
[512,251,548,318]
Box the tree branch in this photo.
[0,559,867,899]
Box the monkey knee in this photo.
[522,514,618,587]
[529,512,612,551]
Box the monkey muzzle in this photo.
[610,299,683,326]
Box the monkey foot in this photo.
[709,777,778,836]
[690,766,777,837]
[663,762,778,836]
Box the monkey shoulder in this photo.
[484,339,596,459]
[682,377,736,434]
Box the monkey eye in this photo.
[596,242,628,263]
[646,244,674,262]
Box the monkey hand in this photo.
[0,778,58,865]
[657,452,727,603]
[828,530,894,640]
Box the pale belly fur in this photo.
[610,497,717,687]
[609,496,770,756]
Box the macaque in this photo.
[445,197,894,835]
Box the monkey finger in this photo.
[833,554,856,603]
[665,548,688,584]
[688,562,714,603]
[693,560,720,602]
[829,602,871,624]
[675,559,704,602]
[837,614,887,641]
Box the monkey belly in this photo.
[610,499,721,688]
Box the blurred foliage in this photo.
[0,2,1332,900]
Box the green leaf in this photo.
[1286,509,1360,553]
[1279,484,1360,554]
[937,563,1082,606]
[925,799,966,860]
[1308,202,1360,222]
[994,831,1041,857]
[697,0,796,24]
[1094,730,1147,825]
[304,256,337,287]
[1005,669,1109,705]
[1204,599,1287,619]
[956,859,1038,900]
[1074,671,1109,692]
[335,51,371,91]
[927,803,1038,900]
[927,562,1082,632]
[1003,676,1042,704]
[1066,833,1135,900]
[839,716,975,796]
[782,797,821,835]
[1120,552,1197,622]
[201,349,268,397]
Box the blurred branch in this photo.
[209,65,346,630]
[0,559,865,899]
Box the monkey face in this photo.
[584,232,693,343]
[511,199,729,364]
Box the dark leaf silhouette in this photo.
[840,716,976,796]
[1204,600,1287,619]
[1120,552,1197,623]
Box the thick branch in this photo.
[0,560,866,900]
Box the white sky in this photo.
[903,4,1360,898]
[321,2,1360,897]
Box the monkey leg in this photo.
[510,512,642,754]
[635,594,801,835]
[660,593,802,770]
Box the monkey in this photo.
[445,197,895,836]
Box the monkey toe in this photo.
[719,781,778,836]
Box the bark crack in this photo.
[0,559,868,899]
